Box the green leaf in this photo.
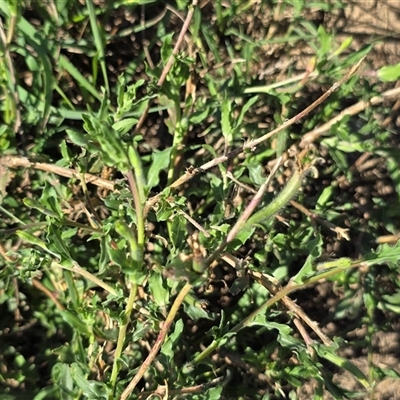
[210,175,224,203]
[317,25,331,58]
[82,112,130,172]
[235,96,258,128]
[41,182,64,219]
[316,186,334,208]
[247,163,264,186]
[112,117,138,135]
[86,0,109,95]
[147,147,173,189]
[221,97,233,144]
[292,231,323,284]
[377,63,400,82]
[46,224,73,261]
[66,129,90,147]
[204,386,223,399]
[160,33,174,64]
[364,242,400,268]
[17,230,60,260]
[183,303,214,320]
[59,55,102,101]
[170,214,186,251]
[50,363,74,400]
[148,271,170,308]
[161,319,183,358]
[70,362,110,399]
[115,76,145,118]
[61,311,92,336]
[314,343,370,389]
[23,198,61,219]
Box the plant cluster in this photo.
[1,1,400,399]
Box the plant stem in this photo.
[120,282,192,400]
[110,283,138,394]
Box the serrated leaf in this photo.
[364,242,400,268]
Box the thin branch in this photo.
[248,270,332,346]
[0,156,115,190]
[134,0,198,133]
[120,282,192,400]
[300,85,400,147]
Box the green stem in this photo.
[110,284,138,393]
[243,163,317,230]
[52,261,117,295]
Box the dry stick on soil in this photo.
[120,282,192,400]
[299,85,400,147]
[134,0,198,133]
[145,55,367,215]
[0,156,115,191]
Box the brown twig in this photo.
[120,282,192,400]
[247,269,333,346]
[0,155,115,190]
[290,200,350,241]
[299,85,400,147]
[134,0,198,134]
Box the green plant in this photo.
[1,1,400,399]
